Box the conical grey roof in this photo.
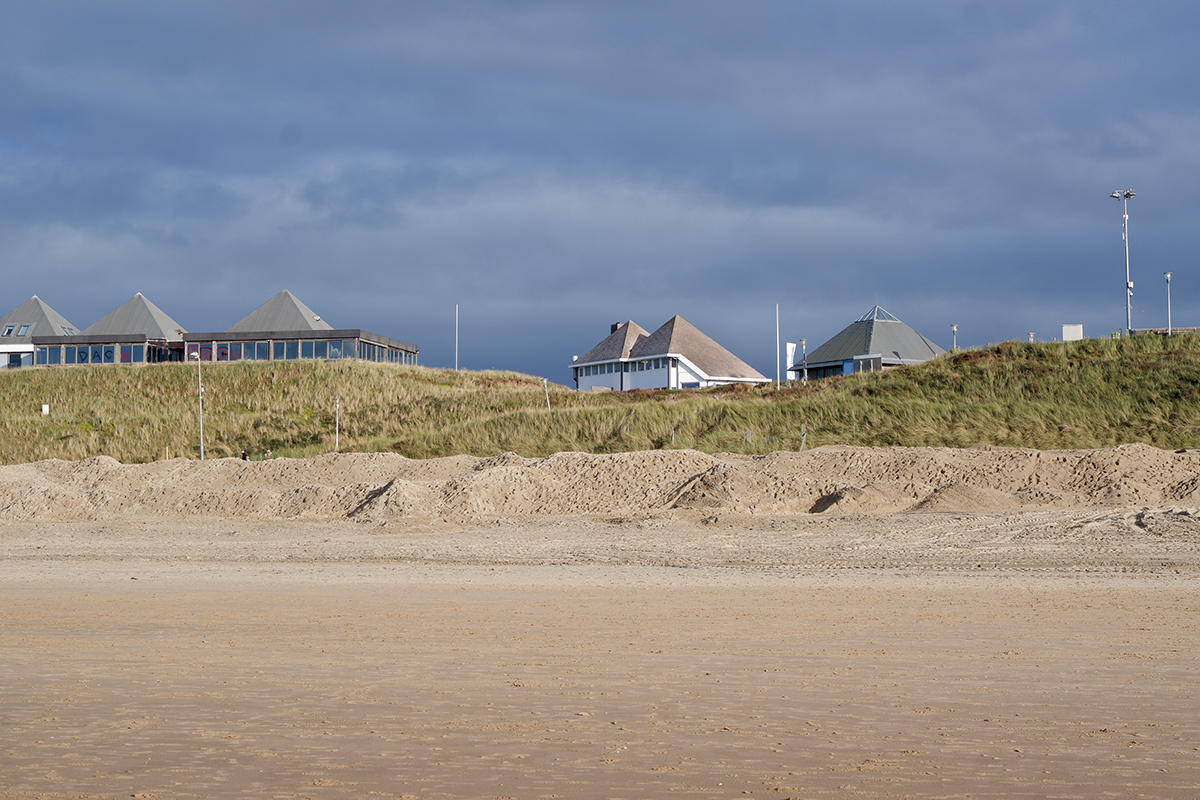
[576,321,651,364]
[802,305,945,367]
[631,316,767,381]
[0,296,80,342]
[226,290,333,333]
[82,293,186,340]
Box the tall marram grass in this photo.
[2,334,1199,464]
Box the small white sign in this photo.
[42,404,49,415]
[1062,324,1084,342]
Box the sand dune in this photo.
[4,442,1200,523]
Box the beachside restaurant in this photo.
[181,329,417,364]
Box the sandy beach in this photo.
[2,446,1199,798]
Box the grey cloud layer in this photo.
[1,2,1197,376]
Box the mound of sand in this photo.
[4,443,1200,524]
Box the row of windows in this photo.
[579,358,672,377]
[5,324,78,337]
[31,340,417,366]
[36,345,161,365]
[187,340,359,362]
[187,340,417,365]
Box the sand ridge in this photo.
[4,442,1200,523]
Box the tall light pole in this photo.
[1111,189,1136,333]
[189,351,204,460]
[800,339,807,386]
[951,324,958,350]
[1165,272,1173,335]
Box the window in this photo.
[256,342,269,360]
[121,345,132,363]
[132,345,143,363]
[65,346,77,364]
[2,326,13,337]
[314,340,327,359]
[285,341,299,360]
[301,341,314,359]
[17,325,30,337]
[48,347,60,365]
[36,348,47,365]
[273,341,285,360]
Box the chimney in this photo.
[611,322,621,334]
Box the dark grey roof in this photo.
[0,296,80,342]
[631,315,767,381]
[576,321,651,364]
[796,305,945,369]
[82,293,186,340]
[226,290,333,333]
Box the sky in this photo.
[2,1,1199,382]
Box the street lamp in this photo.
[951,324,958,350]
[189,351,204,460]
[800,339,807,386]
[1165,272,1173,335]
[1111,189,1136,333]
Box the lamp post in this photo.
[1165,272,1173,335]
[1111,189,1136,334]
[951,324,958,351]
[800,339,807,386]
[189,351,204,461]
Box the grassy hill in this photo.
[2,333,1199,464]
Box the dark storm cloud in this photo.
[2,2,1199,378]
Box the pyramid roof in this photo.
[631,315,767,381]
[577,321,651,364]
[226,290,333,333]
[801,305,945,368]
[82,293,186,340]
[0,296,80,342]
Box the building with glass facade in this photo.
[6,290,418,369]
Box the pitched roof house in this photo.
[0,296,80,368]
[790,305,945,380]
[572,316,768,391]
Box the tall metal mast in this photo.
[1111,189,1135,333]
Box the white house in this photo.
[572,316,769,391]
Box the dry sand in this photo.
[2,444,1199,798]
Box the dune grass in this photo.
[2,333,1199,464]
